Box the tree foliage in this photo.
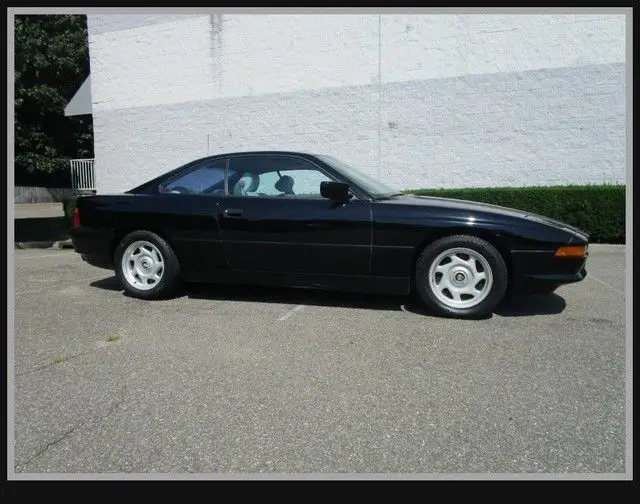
[15,15,93,185]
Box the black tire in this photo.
[114,230,182,300]
[415,235,508,319]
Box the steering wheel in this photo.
[168,186,193,195]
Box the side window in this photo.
[280,169,332,198]
[228,156,333,198]
[253,171,281,196]
[161,159,227,195]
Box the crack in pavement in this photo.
[16,338,124,378]
[15,350,92,377]
[15,384,128,471]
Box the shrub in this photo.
[403,184,625,244]
[62,195,78,226]
[62,190,95,225]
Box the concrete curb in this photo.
[15,239,73,250]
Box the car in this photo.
[69,151,589,318]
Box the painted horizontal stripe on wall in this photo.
[88,14,625,112]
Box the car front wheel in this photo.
[415,235,508,318]
[114,230,182,300]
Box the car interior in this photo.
[232,172,261,196]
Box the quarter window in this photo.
[161,159,227,195]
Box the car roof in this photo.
[172,151,331,173]
[207,150,323,158]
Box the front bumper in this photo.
[510,250,588,294]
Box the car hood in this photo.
[384,194,589,239]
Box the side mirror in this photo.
[320,181,350,203]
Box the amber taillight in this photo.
[72,207,81,227]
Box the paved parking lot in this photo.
[11,245,627,475]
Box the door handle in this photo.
[223,208,244,218]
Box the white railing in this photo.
[70,158,96,191]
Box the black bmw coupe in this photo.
[69,151,589,318]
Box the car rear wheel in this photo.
[114,230,182,300]
[415,235,508,318]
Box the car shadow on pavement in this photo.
[186,282,406,311]
[494,293,567,317]
[90,276,566,317]
[89,276,123,291]
[90,275,405,311]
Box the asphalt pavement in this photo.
[11,245,628,475]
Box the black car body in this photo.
[70,151,589,318]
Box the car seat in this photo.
[232,172,260,196]
[274,175,295,196]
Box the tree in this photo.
[14,15,93,187]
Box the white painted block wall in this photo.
[87,14,626,194]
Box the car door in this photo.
[154,157,229,281]
[218,154,372,275]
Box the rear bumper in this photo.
[510,250,588,294]
[69,226,114,270]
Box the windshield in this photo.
[317,155,399,198]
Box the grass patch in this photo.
[105,334,121,342]
[53,357,67,364]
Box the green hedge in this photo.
[404,184,625,244]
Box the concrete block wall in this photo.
[87,14,626,194]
